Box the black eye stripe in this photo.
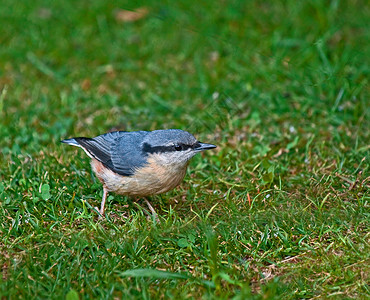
[175,143,193,151]
[143,142,196,154]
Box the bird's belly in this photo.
[91,158,187,196]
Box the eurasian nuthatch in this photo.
[61,129,216,216]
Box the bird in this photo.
[61,129,216,217]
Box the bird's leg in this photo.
[144,199,159,222]
[94,186,108,218]
[100,186,108,216]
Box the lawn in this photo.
[0,0,369,298]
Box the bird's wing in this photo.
[110,131,149,176]
[71,131,148,176]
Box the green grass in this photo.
[0,0,369,298]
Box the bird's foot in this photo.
[94,206,104,219]
[144,199,160,224]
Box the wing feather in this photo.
[66,131,148,176]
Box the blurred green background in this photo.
[0,0,369,298]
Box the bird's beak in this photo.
[195,142,217,152]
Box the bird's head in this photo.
[142,129,216,166]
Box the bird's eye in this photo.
[174,144,182,151]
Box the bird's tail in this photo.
[60,138,80,147]
[61,137,94,159]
